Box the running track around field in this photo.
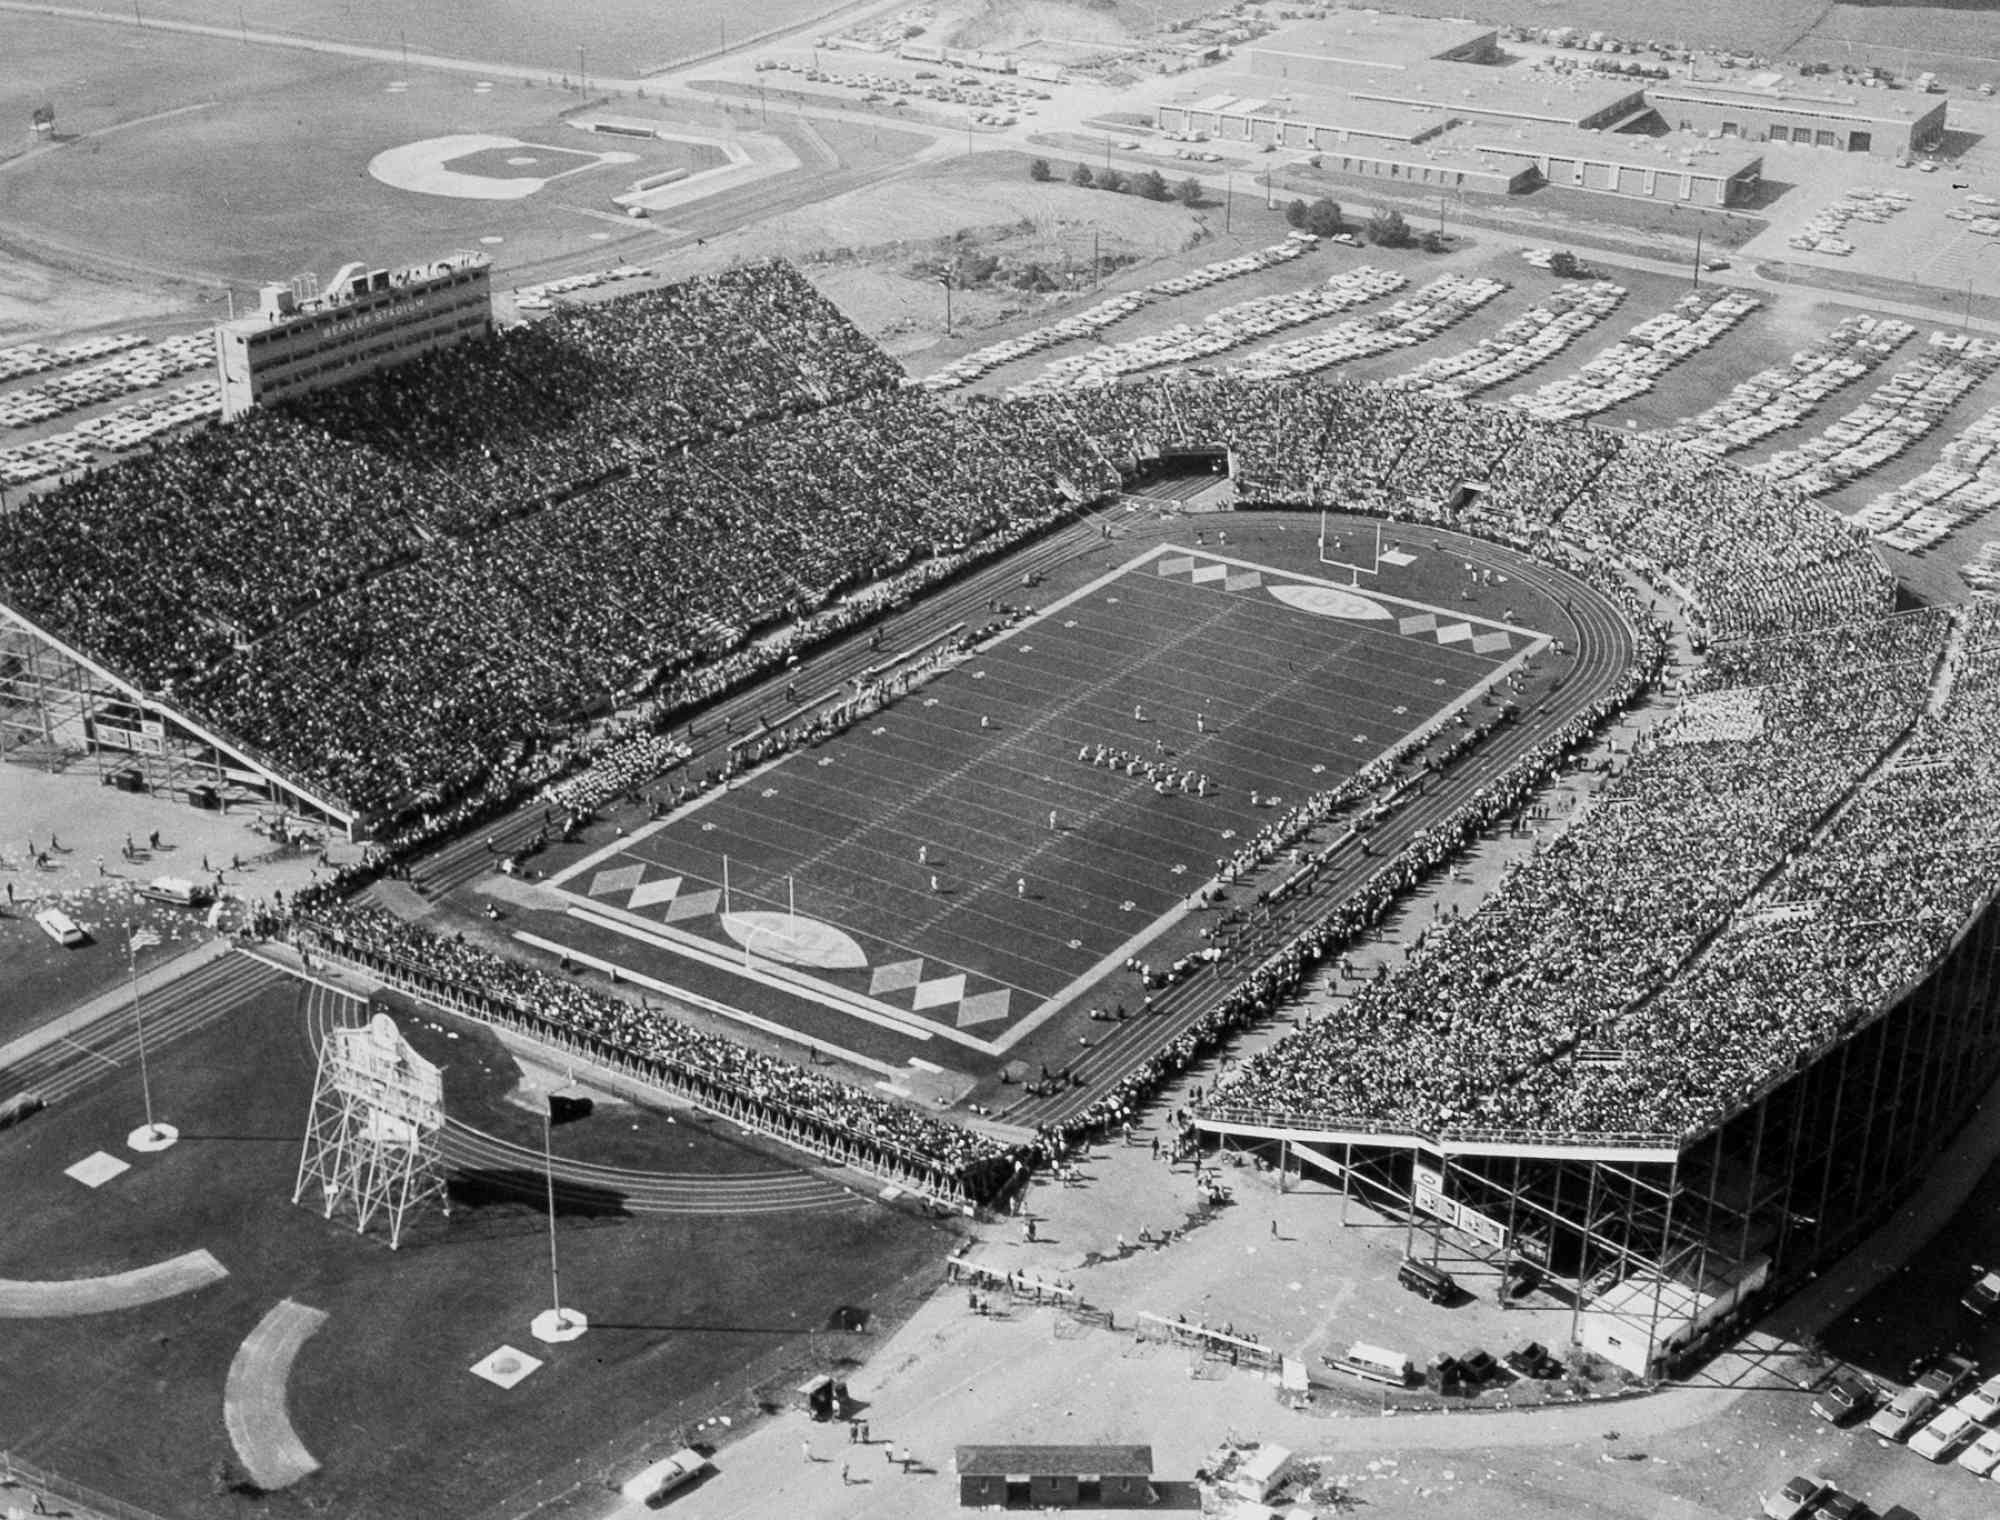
[549,543,1540,1058]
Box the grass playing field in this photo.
[514,520,1561,1092]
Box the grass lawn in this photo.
[0,981,953,1519]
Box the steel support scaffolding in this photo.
[1194,890,2000,1376]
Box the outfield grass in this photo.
[0,982,951,1519]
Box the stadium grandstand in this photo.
[3,259,1997,1376]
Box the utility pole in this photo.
[1692,219,1704,290]
[577,45,586,96]
[1224,171,1232,234]
[939,270,953,337]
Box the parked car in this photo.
[1910,1406,1982,1461]
[1953,1371,2000,1422]
[1962,1268,2000,1317]
[1917,1353,1979,1400]
[1870,1384,1943,1441]
[1812,1492,1865,1520]
[1763,1476,1831,1520]
[1956,1425,2000,1476]
[1812,1373,1875,1424]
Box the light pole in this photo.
[577,45,586,97]
[1224,171,1232,234]
[939,270,953,337]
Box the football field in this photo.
[547,539,1547,1064]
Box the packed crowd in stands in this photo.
[7,256,1982,1179]
[293,899,1022,1202]
[1202,608,1952,1142]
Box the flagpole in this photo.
[543,1106,562,1323]
[124,923,175,1151]
[529,1097,586,1343]
[131,933,154,1136]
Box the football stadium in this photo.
[3,252,1997,1396]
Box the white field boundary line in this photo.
[516,925,910,1076]
[560,899,969,1046]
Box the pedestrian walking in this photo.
[849,1419,859,1444]
[1271,1219,1279,1238]
[802,1441,814,1464]
[918,844,927,865]
[1016,876,1026,898]
[859,1419,870,1444]
[94,855,105,877]
[930,873,940,893]
[1047,809,1058,832]
[840,1459,851,1485]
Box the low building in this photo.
[1475,126,1764,206]
[954,1445,1154,1509]
[1649,78,1947,158]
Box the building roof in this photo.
[955,1445,1154,1478]
[1468,124,1765,178]
[1344,59,1645,127]
[1169,78,1453,144]
[1651,78,1947,127]
[1248,14,1496,72]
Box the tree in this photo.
[1548,249,1582,277]
[1132,169,1169,201]
[1175,176,1204,207]
[1096,166,1125,194]
[1284,198,1309,229]
[1367,208,1414,248]
[1028,157,1053,182]
[1304,197,1344,238]
[1070,162,1094,188]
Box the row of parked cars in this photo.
[1386,279,1626,402]
[1014,263,1409,393]
[1765,1272,2000,1519]
[1507,287,1762,425]
[1755,333,2000,499]
[0,331,149,384]
[515,265,651,313]
[1226,273,1507,383]
[0,331,212,429]
[1657,314,1916,459]
[1851,394,2000,550]
[918,242,1313,393]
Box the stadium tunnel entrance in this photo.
[1119,445,1233,493]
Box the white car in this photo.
[1955,1372,2000,1422]
[1958,1426,2000,1476]
[1910,1405,1982,1461]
